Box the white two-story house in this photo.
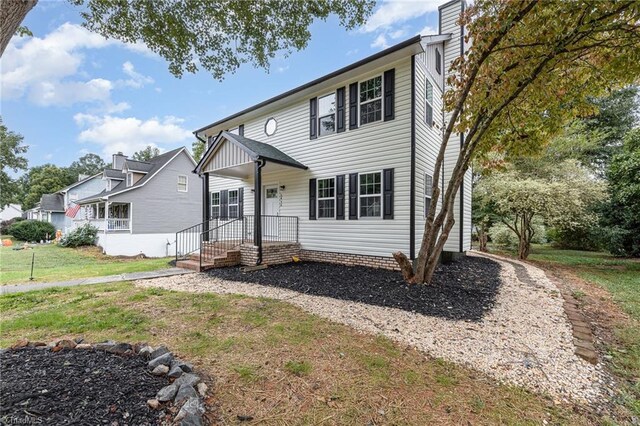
[178,0,471,271]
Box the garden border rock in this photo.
[4,339,208,426]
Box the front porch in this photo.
[75,202,132,232]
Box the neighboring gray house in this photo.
[0,204,23,221]
[76,147,201,257]
[179,0,471,271]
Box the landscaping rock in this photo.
[147,398,160,410]
[178,414,203,426]
[148,353,173,370]
[168,365,184,378]
[56,339,77,349]
[107,342,132,355]
[175,384,198,403]
[156,384,178,402]
[10,339,29,349]
[174,373,200,388]
[75,343,92,350]
[171,359,193,373]
[150,345,170,359]
[73,336,84,344]
[152,365,169,376]
[196,382,208,397]
[138,345,153,359]
[94,340,117,351]
[175,396,204,422]
[27,341,46,348]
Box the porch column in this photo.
[202,173,210,241]
[254,160,266,264]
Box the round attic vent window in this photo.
[264,117,277,136]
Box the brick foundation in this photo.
[299,249,400,271]
[240,243,301,266]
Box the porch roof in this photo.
[194,131,307,176]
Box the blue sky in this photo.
[1,0,443,170]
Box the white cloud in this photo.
[362,0,442,33]
[121,61,154,88]
[346,48,359,56]
[371,34,389,50]
[1,23,155,107]
[74,114,193,157]
[418,25,438,36]
[276,65,289,73]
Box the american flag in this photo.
[65,203,81,218]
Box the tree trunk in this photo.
[478,226,488,252]
[0,0,37,57]
[517,216,531,260]
[392,252,415,283]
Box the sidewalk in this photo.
[0,268,194,295]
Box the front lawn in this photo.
[0,282,595,425]
[0,243,170,285]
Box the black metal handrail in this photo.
[175,218,219,262]
[243,215,298,243]
[198,218,244,269]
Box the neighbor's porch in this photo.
[75,202,132,232]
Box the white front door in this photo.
[263,186,280,238]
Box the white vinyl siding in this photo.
[208,57,412,258]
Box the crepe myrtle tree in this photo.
[477,160,606,260]
[1,0,375,79]
[393,0,640,284]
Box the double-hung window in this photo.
[177,175,188,192]
[317,178,335,218]
[424,174,433,217]
[359,172,382,217]
[228,190,239,218]
[211,192,220,218]
[359,76,382,125]
[425,79,434,127]
[318,93,336,136]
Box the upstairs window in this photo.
[435,48,442,75]
[359,76,382,125]
[424,174,433,217]
[228,189,239,218]
[359,172,382,217]
[317,178,335,218]
[318,93,336,136]
[211,192,220,218]
[177,175,188,192]
[425,79,434,127]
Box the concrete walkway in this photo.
[0,268,194,295]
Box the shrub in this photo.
[1,217,24,235]
[8,220,56,242]
[59,223,99,248]
[489,221,546,248]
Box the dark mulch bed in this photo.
[207,256,502,321]
[0,348,167,425]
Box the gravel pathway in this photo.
[135,253,610,405]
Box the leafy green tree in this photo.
[191,140,206,162]
[600,129,640,257]
[68,153,107,178]
[22,164,75,210]
[1,0,374,79]
[392,1,640,283]
[132,146,160,162]
[477,160,605,259]
[0,117,29,208]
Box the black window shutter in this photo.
[309,179,317,220]
[349,83,358,130]
[238,187,244,218]
[336,87,346,133]
[336,174,345,220]
[238,124,244,136]
[384,68,395,121]
[309,98,318,140]
[383,168,394,219]
[220,189,229,220]
[348,173,358,220]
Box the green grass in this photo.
[0,243,171,285]
[0,282,594,425]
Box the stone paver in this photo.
[0,268,193,295]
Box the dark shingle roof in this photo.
[104,169,126,179]
[77,147,186,204]
[40,193,65,212]
[195,131,307,173]
[124,159,153,173]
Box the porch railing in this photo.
[175,215,299,265]
[107,218,130,231]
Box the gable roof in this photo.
[193,35,423,135]
[40,193,65,212]
[57,173,102,193]
[77,147,194,204]
[124,159,153,173]
[194,131,307,174]
[104,168,126,180]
